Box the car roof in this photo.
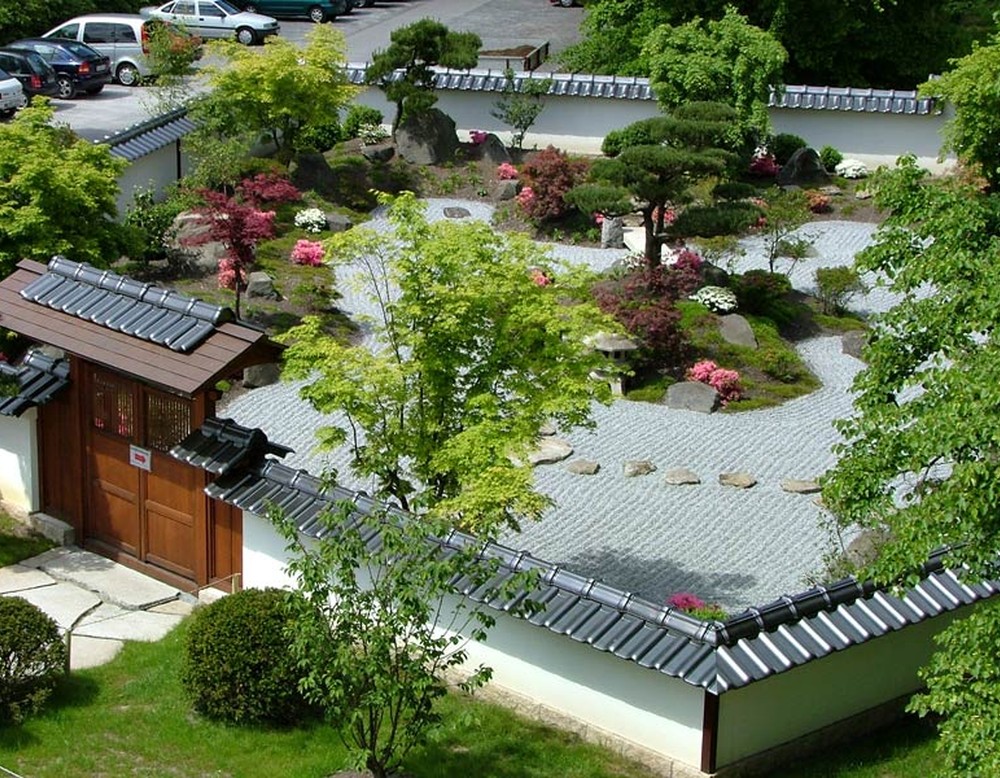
[51,14,147,24]
[8,39,104,59]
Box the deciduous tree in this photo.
[822,155,1000,775]
[565,102,737,267]
[192,25,358,164]
[0,103,125,280]
[280,192,617,532]
[365,19,481,134]
[490,68,552,151]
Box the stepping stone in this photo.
[443,206,471,219]
[6,582,100,631]
[781,478,822,494]
[528,437,573,465]
[0,564,56,594]
[74,608,184,643]
[623,460,656,477]
[70,635,124,671]
[663,467,701,485]
[565,459,600,475]
[719,472,757,489]
[149,599,196,616]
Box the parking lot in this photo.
[43,0,584,141]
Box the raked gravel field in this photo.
[222,200,886,611]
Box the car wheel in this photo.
[236,26,256,45]
[116,62,141,87]
[56,76,74,99]
[16,92,29,109]
[0,108,15,120]
[308,5,326,22]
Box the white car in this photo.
[0,68,25,118]
[140,0,279,46]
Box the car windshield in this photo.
[23,51,53,75]
[214,0,241,14]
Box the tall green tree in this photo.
[0,103,125,280]
[565,102,737,267]
[192,25,358,165]
[919,21,1000,189]
[365,19,481,134]
[280,192,617,533]
[822,155,1000,775]
[643,7,787,140]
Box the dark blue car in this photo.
[7,38,112,99]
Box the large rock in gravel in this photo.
[718,313,757,349]
[781,478,821,494]
[528,437,573,465]
[841,330,867,361]
[170,212,226,272]
[565,459,600,475]
[491,179,519,201]
[361,143,395,163]
[243,362,281,388]
[396,108,459,165]
[666,381,719,413]
[246,271,277,300]
[600,216,625,249]
[480,133,511,166]
[777,147,831,187]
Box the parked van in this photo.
[43,15,155,86]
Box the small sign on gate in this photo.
[129,444,152,471]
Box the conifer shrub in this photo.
[769,133,808,165]
[182,587,316,726]
[0,597,66,724]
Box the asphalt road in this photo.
[53,0,584,141]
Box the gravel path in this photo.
[223,201,887,612]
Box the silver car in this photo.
[0,68,25,118]
[140,0,279,46]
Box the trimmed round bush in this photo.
[668,201,762,239]
[711,181,758,201]
[343,105,384,140]
[769,133,808,165]
[182,588,314,725]
[0,597,67,724]
[819,145,844,173]
[735,269,792,315]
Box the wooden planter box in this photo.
[478,40,550,72]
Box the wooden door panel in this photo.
[210,498,242,590]
[88,433,140,554]
[144,453,197,578]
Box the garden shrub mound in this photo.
[0,597,66,724]
[182,587,317,726]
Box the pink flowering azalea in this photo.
[469,130,488,145]
[686,360,743,404]
[515,185,536,210]
[529,268,552,286]
[673,249,702,273]
[217,256,247,291]
[686,360,718,383]
[291,239,325,266]
[496,162,518,180]
[593,212,605,225]
[668,592,706,612]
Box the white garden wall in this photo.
[714,610,961,769]
[114,141,194,216]
[0,408,40,518]
[241,509,706,774]
[349,85,953,171]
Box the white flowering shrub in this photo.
[835,158,869,179]
[690,285,738,313]
[294,208,327,234]
[358,122,389,146]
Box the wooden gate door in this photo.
[86,366,201,584]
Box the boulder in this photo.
[246,271,277,300]
[718,314,757,349]
[243,362,281,388]
[395,108,460,165]
[528,437,573,465]
[845,529,891,568]
[539,421,558,437]
[777,147,832,187]
[170,212,227,272]
[565,459,600,475]
[841,330,867,360]
[480,133,511,166]
[325,212,354,233]
[719,472,757,489]
[666,381,719,413]
[443,206,471,219]
[360,143,395,163]
[289,152,337,198]
[781,478,821,494]
[663,467,701,486]
[623,460,656,477]
[491,179,519,201]
[600,216,625,249]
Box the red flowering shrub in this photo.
[593,265,698,365]
[672,248,703,274]
[805,189,832,213]
[749,153,780,178]
[518,146,589,222]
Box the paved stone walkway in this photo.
[0,547,194,669]
[222,201,888,611]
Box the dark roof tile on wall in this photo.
[102,107,197,162]
[20,256,233,353]
[769,84,936,115]
[0,351,70,417]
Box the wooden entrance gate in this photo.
[85,366,202,583]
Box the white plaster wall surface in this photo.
[0,409,39,515]
[715,610,961,766]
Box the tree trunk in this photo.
[642,210,660,268]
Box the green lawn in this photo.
[0,508,53,567]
